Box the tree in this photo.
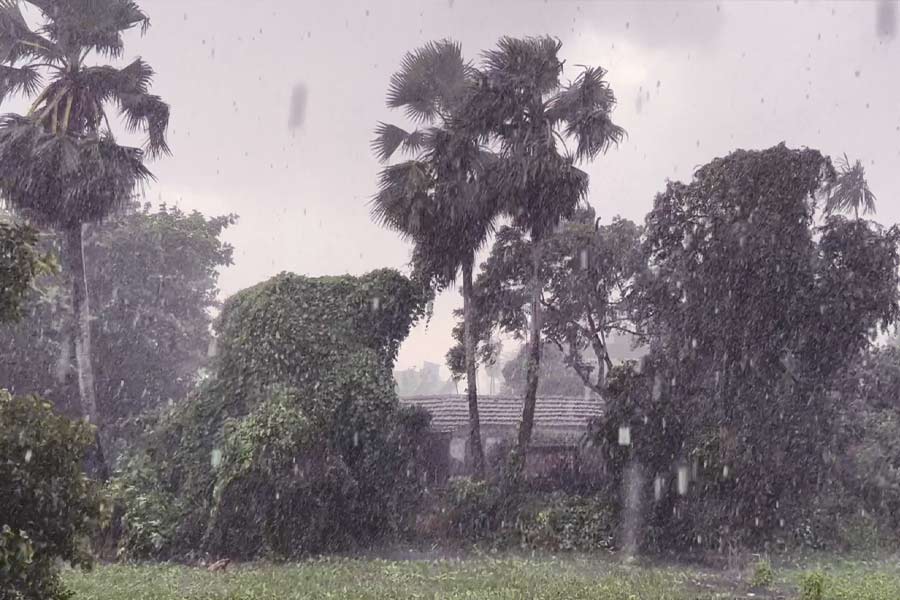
[0,0,170,475]
[621,144,900,550]
[500,343,586,397]
[371,40,498,478]
[447,207,644,397]
[0,204,234,453]
[462,37,624,469]
[825,153,876,219]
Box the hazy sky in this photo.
[76,0,899,370]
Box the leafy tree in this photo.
[500,343,587,397]
[372,40,498,478]
[0,391,102,600]
[0,204,234,455]
[608,144,900,550]
[447,207,643,396]
[0,0,170,475]
[461,37,624,468]
[825,153,876,219]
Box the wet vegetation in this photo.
[2,1,900,599]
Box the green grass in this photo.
[62,554,900,600]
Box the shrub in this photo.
[515,492,615,552]
[0,391,101,599]
[446,478,503,541]
[749,558,774,589]
[799,570,826,600]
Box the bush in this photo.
[0,391,101,599]
[446,478,504,541]
[749,558,774,589]
[443,480,616,551]
[799,570,826,600]
[515,492,615,552]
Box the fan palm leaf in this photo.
[825,154,876,218]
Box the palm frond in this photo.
[0,0,61,64]
[386,39,469,122]
[38,0,149,57]
[825,153,876,217]
[550,66,625,161]
[370,160,434,237]
[80,58,169,157]
[0,114,151,228]
[371,122,425,162]
[0,63,40,103]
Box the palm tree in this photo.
[464,36,624,474]
[0,0,169,475]
[825,154,876,219]
[371,40,497,479]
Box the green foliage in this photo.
[0,220,54,323]
[0,391,101,599]
[0,204,235,446]
[750,559,774,589]
[515,493,615,552]
[597,144,900,552]
[448,207,644,388]
[446,478,503,541]
[113,270,432,559]
[800,570,826,600]
[444,479,615,552]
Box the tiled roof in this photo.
[399,394,604,433]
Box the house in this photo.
[400,394,604,484]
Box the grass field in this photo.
[63,553,900,600]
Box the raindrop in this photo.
[653,476,665,501]
[211,448,222,469]
[877,0,897,39]
[371,297,381,311]
[677,466,689,495]
[579,249,588,270]
[24,449,32,463]
[618,425,631,446]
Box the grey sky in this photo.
[105,0,898,370]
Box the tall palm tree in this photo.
[371,40,497,479]
[825,154,876,220]
[0,0,169,474]
[464,36,624,474]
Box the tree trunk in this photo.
[64,224,108,479]
[514,237,544,474]
[462,256,485,480]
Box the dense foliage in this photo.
[113,270,432,559]
[592,144,900,551]
[0,391,102,600]
[0,220,54,324]
[0,204,234,453]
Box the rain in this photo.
[0,1,899,599]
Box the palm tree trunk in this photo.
[514,237,543,475]
[462,255,485,480]
[64,223,107,478]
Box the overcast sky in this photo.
[89,0,899,371]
